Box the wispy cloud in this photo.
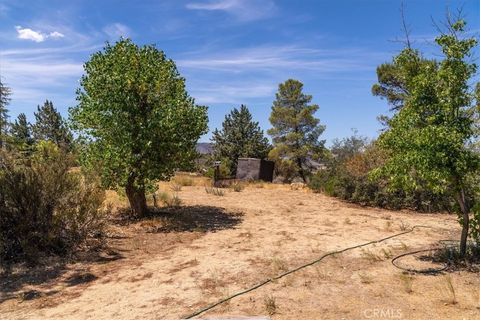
[186,0,276,21]
[103,23,132,39]
[178,45,379,73]
[176,44,388,105]
[15,26,65,42]
[189,82,276,104]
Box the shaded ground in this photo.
[1,180,479,320]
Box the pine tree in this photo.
[211,105,270,175]
[268,79,326,182]
[33,100,72,149]
[10,113,33,146]
[0,79,11,148]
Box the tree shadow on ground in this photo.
[0,247,123,304]
[115,205,244,233]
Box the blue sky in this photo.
[1,0,479,144]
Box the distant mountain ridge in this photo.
[196,142,213,155]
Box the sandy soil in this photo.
[1,180,479,320]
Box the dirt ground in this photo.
[1,178,479,320]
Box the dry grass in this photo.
[1,174,477,320]
[205,186,225,196]
[443,275,457,305]
[172,175,194,187]
[399,273,414,293]
[263,295,277,315]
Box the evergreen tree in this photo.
[211,105,270,175]
[10,113,33,146]
[268,79,326,182]
[372,52,437,127]
[0,79,11,148]
[33,100,72,149]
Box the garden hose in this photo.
[183,225,442,319]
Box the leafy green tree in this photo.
[70,39,208,216]
[268,79,326,182]
[10,113,34,146]
[211,105,270,175]
[33,100,72,149]
[0,80,11,148]
[372,19,479,256]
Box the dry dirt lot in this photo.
[1,179,479,320]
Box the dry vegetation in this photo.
[1,175,479,319]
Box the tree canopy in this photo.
[211,105,270,175]
[33,100,72,149]
[70,39,208,216]
[268,79,326,182]
[372,19,479,256]
[0,80,11,148]
[10,113,33,147]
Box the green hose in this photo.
[183,225,438,319]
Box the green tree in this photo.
[0,79,11,148]
[33,100,72,149]
[211,105,270,175]
[372,51,438,127]
[372,19,479,256]
[70,39,208,216]
[268,79,326,182]
[10,113,34,146]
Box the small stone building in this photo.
[236,158,274,182]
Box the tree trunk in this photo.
[296,157,307,183]
[125,174,147,217]
[455,189,470,257]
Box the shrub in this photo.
[231,182,244,192]
[308,141,458,212]
[173,175,194,186]
[0,142,107,265]
[205,186,225,196]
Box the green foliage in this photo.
[309,138,456,212]
[10,113,34,148]
[371,19,479,254]
[0,80,11,148]
[0,142,107,264]
[211,105,270,175]
[33,100,73,149]
[268,79,326,182]
[70,39,208,216]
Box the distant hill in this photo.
[196,142,213,155]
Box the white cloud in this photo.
[186,0,276,21]
[49,31,65,39]
[15,26,46,42]
[103,23,131,39]
[15,26,65,42]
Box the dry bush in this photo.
[173,175,194,186]
[231,182,244,192]
[170,183,182,192]
[205,186,225,196]
[443,275,457,304]
[263,295,277,315]
[399,273,414,293]
[156,191,182,207]
[0,142,107,265]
